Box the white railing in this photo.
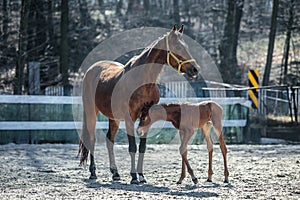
[0,95,250,130]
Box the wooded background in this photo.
[0,0,299,95]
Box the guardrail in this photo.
[0,95,250,131]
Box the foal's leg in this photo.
[125,118,138,184]
[182,150,198,184]
[177,130,186,184]
[137,134,147,183]
[177,130,197,184]
[213,127,229,183]
[202,125,213,182]
[106,119,121,181]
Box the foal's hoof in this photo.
[224,179,229,183]
[206,178,212,182]
[176,180,182,185]
[192,177,198,184]
[112,173,121,181]
[130,179,139,184]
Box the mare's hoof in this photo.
[206,178,212,182]
[112,173,120,181]
[224,179,229,183]
[130,179,139,184]
[89,174,97,179]
[192,177,198,184]
[176,180,182,185]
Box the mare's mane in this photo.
[124,34,167,69]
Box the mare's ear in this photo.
[178,24,184,34]
[172,24,177,32]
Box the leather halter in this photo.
[166,33,195,73]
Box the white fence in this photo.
[0,95,251,131]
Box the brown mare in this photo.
[137,101,229,184]
[79,25,200,184]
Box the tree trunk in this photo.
[78,0,90,27]
[219,0,242,84]
[262,0,278,86]
[282,0,294,85]
[60,0,69,94]
[173,0,180,24]
[14,0,30,94]
[143,0,149,15]
[1,0,9,65]
[116,0,123,15]
[35,0,47,58]
[47,0,55,51]
[232,0,244,65]
[127,0,135,14]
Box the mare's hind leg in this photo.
[202,125,213,182]
[106,119,120,181]
[85,109,98,179]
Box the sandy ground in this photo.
[0,143,300,199]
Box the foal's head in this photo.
[137,102,165,137]
[163,25,200,78]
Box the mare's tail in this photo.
[78,137,89,165]
[78,65,100,165]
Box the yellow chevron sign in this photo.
[248,69,259,109]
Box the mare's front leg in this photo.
[106,119,121,181]
[137,134,147,183]
[125,118,139,184]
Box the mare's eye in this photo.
[142,116,148,121]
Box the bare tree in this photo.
[219,0,244,84]
[173,0,180,24]
[14,0,30,94]
[262,0,279,86]
[281,0,294,84]
[60,0,69,94]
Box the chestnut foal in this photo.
[137,101,229,184]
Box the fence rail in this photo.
[0,95,250,131]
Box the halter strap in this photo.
[166,34,195,73]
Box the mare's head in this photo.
[163,25,200,78]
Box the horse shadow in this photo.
[84,179,169,193]
[83,179,225,198]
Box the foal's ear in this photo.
[178,24,184,34]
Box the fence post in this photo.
[287,87,294,123]
[291,87,298,124]
[28,62,40,95]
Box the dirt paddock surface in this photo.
[0,143,300,199]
